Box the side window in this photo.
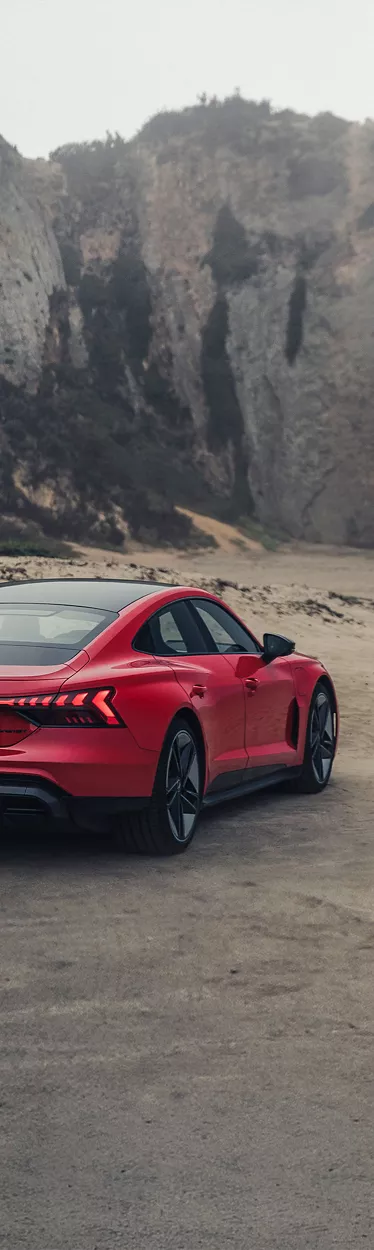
[190,599,259,655]
[156,609,188,655]
[133,600,208,657]
[132,620,154,654]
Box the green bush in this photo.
[60,241,82,286]
[203,204,259,287]
[78,272,108,313]
[201,295,253,518]
[50,133,128,198]
[139,96,272,148]
[288,154,345,198]
[111,248,152,368]
[0,519,74,558]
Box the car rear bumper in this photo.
[0,727,158,798]
[0,774,150,832]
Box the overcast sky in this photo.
[1,0,373,157]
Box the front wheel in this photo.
[117,718,202,855]
[295,682,336,794]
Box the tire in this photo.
[117,717,202,856]
[295,681,336,794]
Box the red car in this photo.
[0,578,338,854]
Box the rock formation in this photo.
[1,98,374,545]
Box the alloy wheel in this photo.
[310,691,335,785]
[166,729,200,843]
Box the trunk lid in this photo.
[0,649,89,696]
[0,651,89,745]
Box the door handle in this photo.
[190,684,207,699]
[245,677,259,694]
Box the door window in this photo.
[133,600,207,656]
[156,609,187,654]
[189,599,259,655]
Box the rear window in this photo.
[0,604,116,665]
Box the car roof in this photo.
[0,579,180,612]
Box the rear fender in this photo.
[93,657,194,753]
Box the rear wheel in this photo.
[295,682,336,794]
[117,718,202,855]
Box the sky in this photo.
[1,0,374,158]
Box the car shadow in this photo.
[0,816,116,864]
[201,775,324,827]
[0,778,322,869]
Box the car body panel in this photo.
[224,650,298,769]
[292,655,339,752]
[0,725,158,795]
[0,650,89,695]
[163,652,247,785]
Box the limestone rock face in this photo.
[2,103,374,545]
[0,140,65,390]
[132,111,374,544]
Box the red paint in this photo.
[0,585,338,801]
[225,652,297,769]
[0,707,36,747]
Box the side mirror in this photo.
[263,632,295,662]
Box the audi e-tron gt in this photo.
[0,579,338,853]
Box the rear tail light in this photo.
[0,688,123,728]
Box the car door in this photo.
[135,600,247,789]
[189,598,297,772]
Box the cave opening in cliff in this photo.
[285,275,307,365]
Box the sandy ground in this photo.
[176,507,263,552]
[1,533,374,1248]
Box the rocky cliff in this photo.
[1,98,374,546]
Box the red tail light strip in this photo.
[92,689,118,721]
[0,689,123,727]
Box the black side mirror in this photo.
[263,632,295,662]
